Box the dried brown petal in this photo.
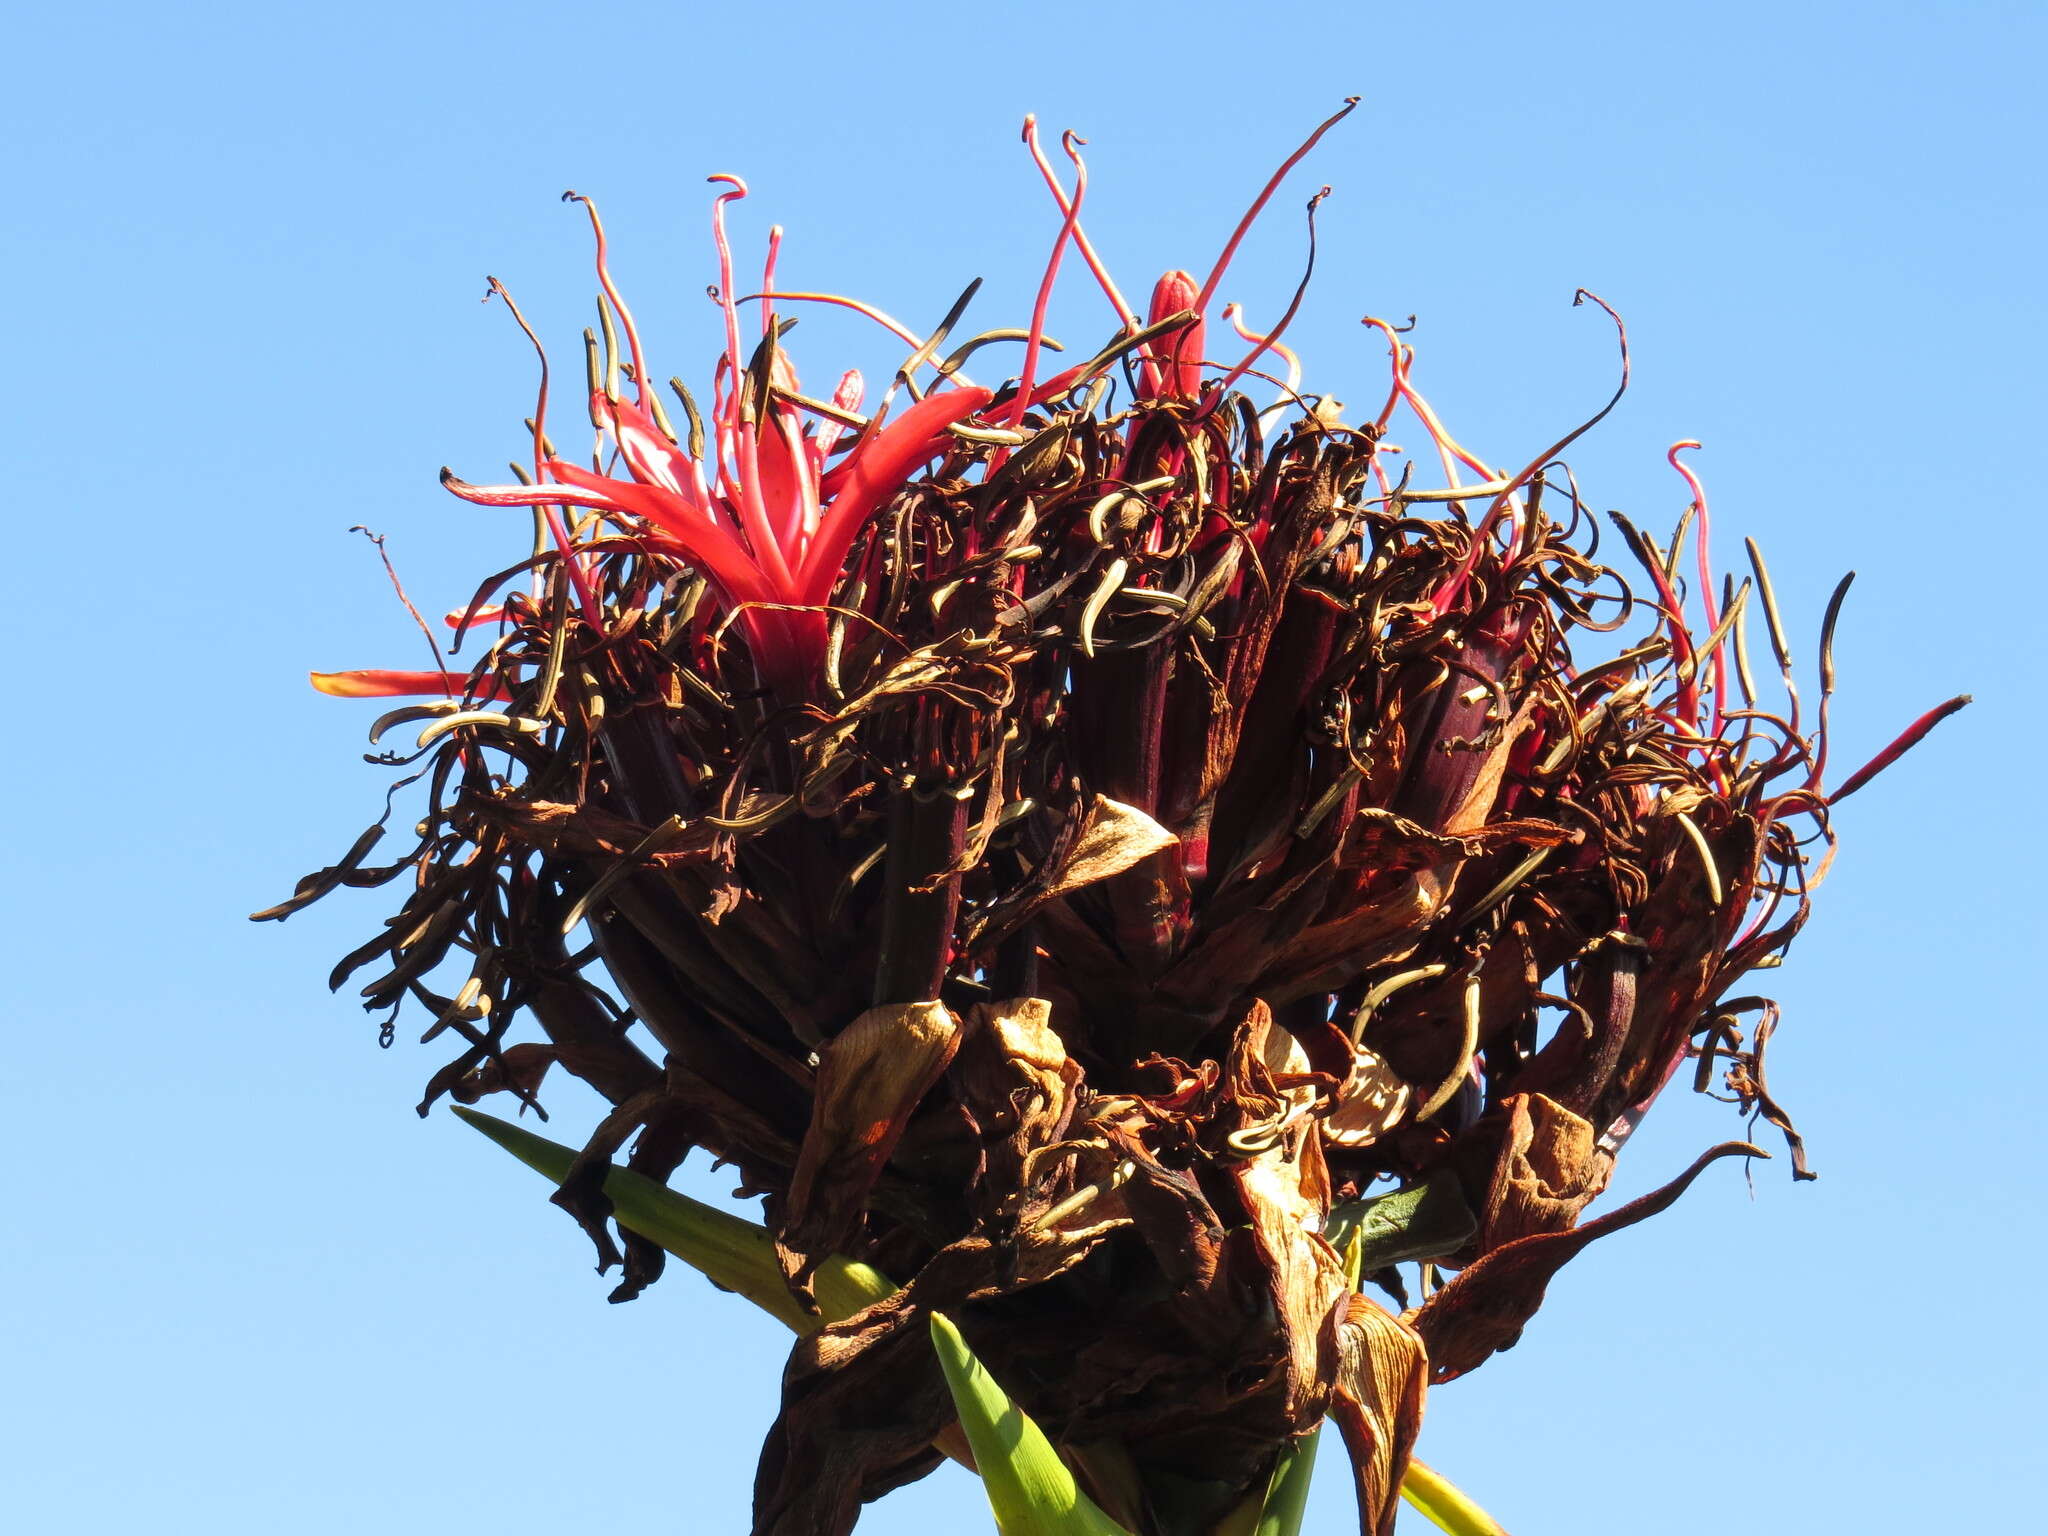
[1329,1295,1429,1536]
[778,1002,963,1295]
[1414,1140,1764,1381]
[1454,1092,1611,1253]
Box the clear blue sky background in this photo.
[4,3,2040,1532]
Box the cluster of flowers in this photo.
[267,105,1960,1536]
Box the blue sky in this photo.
[4,2,2040,1532]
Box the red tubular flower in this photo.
[1147,269,1206,400]
[798,387,995,605]
[309,669,511,701]
[423,188,1008,699]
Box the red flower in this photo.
[309,669,510,700]
[431,183,995,698]
[322,104,1365,704]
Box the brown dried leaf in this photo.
[468,794,700,861]
[1042,795,1177,903]
[1255,870,1448,1006]
[968,794,1179,958]
[1325,1046,1412,1149]
[779,1002,963,1294]
[448,1041,556,1105]
[1456,1092,1612,1253]
[950,997,1084,1194]
[754,1239,1002,1536]
[1414,1140,1764,1381]
[1329,1295,1429,1536]
[1223,1004,1348,1426]
[1440,697,1542,837]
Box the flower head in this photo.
[276,107,1963,1536]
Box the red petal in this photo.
[755,410,812,548]
[440,469,624,512]
[1829,693,1971,803]
[1020,359,1091,409]
[310,669,511,701]
[545,462,776,607]
[799,386,993,605]
[602,395,707,509]
[1148,270,1206,399]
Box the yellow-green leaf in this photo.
[1399,1458,1510,1536]
[456,1107,1505,1536]
[1213,1428,1322,1536]
[451,1106,895,1331]
[1254,1429,1320,1536]
[928,1312,1131,1536]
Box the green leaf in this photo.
[1252,1429,1320,1536]
[1325,1172,1478,1273]
[450,1106,895,1332]
[928,1312,1131,1536]
[1212,1429,1323,1536]
[1398,1458,1510,1536]
[457,1108,1502,1535]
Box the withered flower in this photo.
[264,102,1962,1536]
